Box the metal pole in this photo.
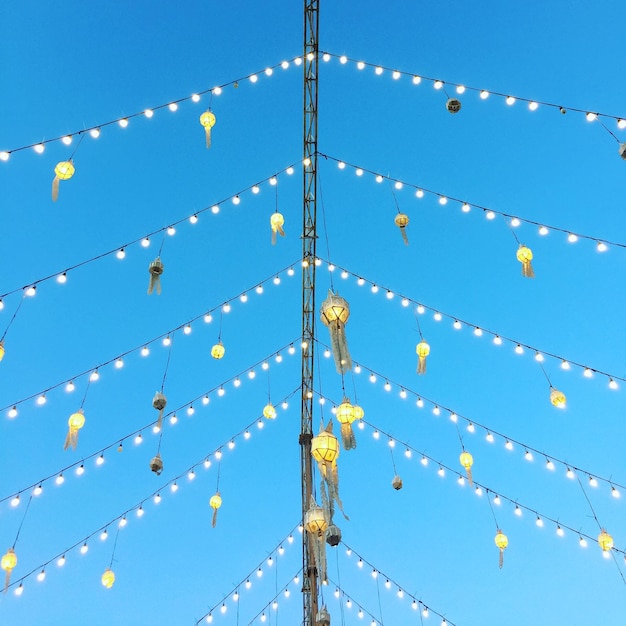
[301,1,319,624]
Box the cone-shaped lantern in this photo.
[320,291,352,374]
[147,257,164,295]
[335,398,362,450]
[1,548,17,592]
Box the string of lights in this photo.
[338,543,455,625]
[5,388,299,595]
[2,347,301,506]
[324,577,388,626]
[318,257,625,388]
[2,259,301,418]
[319,152,626,252]
[0,55,305,161]
[320,52,626,132]
[313,358,626,499]
[0,162,300,305]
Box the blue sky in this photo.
[1,1,626,624]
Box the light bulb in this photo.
[115,358,123,369]
[76,464,85,476]
[586,112,597,122]
[171,482,178,492]
[416,189,424,198]
[10,495,20,507]
[567,233,578,243]
[118,118,128,128]
[34,143,45,153]
[33,485,43,496]
[438,196,447,205]
[57,272,67,284]
[529,101,539,111]
[37,570,46,582]
[96,454,105,465]
[89,128,100,139]
[505,440,513,450]
[515,345,524,354]
[583,368,593,378]
[56,473,64,485]
[421,456,428,466]
[57,555,66,567]
[90,370,100,382]
[474,327,483,336]
[8,406,18,418]
[557,526,564,537]
[597,241,608,252]
[480,90,489,99]
[137,506,145,517]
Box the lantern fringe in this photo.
[51,176,60,202]
[466,467,473,486]
[417,355,427,375]
[399,226,409,245]
[156,409,164,430]
[212,507,218,528]
[329,322,352,374]
[148,273,162,296]
[340,423,357,450]
[499,548,504,569]
[64,428,79,451]
[310,533,327,583]
[205,127,212,149]
[4,569,10,593]
[271,224,285,246]
[521,259,534,278]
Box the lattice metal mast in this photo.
[300,1,320,624]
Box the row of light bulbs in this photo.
[315,350,626,497]
[3,397,295,595]
[319,258,625,388]
[322,51,626,131]
[1,259,300,418]
[324,153,626,255]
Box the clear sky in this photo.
[1,1,626,625]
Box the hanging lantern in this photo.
[0,340,5,362]
[263,403,277,419]
[2,548,17,592]
[335,398,361,450]
[446,98,462,114]
[316,606,331,626]
[516,245,535,278]
[152,391,167,429]
[394,213,410,245]
[598,529,614,553]
[149,453,164,475]
[199,110,216,148]
[147,257,164,295]
[320,290,352,374]
[51,160,75,202]
[550,387,566,409]
[305,496,329,583]
[325,523,342,547]
[209,492,222,528]
[101,568,115,589]
[211,341,225,359]
[416,340,430,375]
[64,409,85,450]
[312,421,346,519]
[270,212,285,245]
[459,451,474,485]
[619,142,626,161]
[392,475,403,490]
[494,530,508,569]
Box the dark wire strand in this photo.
[318,174,334,292]
[160,332,175,390]
[12,494,33,549]
[1,296,25,342]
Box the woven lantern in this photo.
[312,421,345,518]
[598,529,614,553]
[1,548,17,592]
[335,398,361,450]
[263,403,277,419]
[494,530,508,569]
[392,475,403,490]
[325,523,342,547]
[270,212,285,245]
[52,160,75,202]
[152,391,167,429]
[211,341,225,359]
[394,213,410,245]
[550,387,566,409]
[305,496,329,583]
[210,492,222,528]
[316,606,331,626]
[199,110,216,148]
[516,245,535,278]
[459,451,474,485]
[446,98,462,113]
[101,568,115,589]
[64,409,85,450]
[147,257,164,295]
[149,453,164,475]
[416,340,430,375]
[320,290,352,374]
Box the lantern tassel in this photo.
[148,273,161,296]
[4,569,11,593]
[466,467,473,486]
[156,409,164,430]
[205,127,212,149]
[417,355,427,375]
[340,423,357,450]
[272,229,277,245]
[310,533,327,583]
[499,548,504,569]
[521,259,534,278]
[212,507,218,528]
[330,322,352,374]
[64,428,78,451]
[399,226,409,245]
[52,176,60,202]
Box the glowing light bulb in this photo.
[76,464,85,476]
[96,454,105,466]
[536,516,544,527]
[137,506,145,517]
[434,80,444,90]
[116,248,126,260]
[119,118,128,128]
[529,101,538,111]
[567,233,578,243]
[421,456,428,466]
[506,96,516,105]
[37,570,46,582]
[8,406,18,418]
[57,555,66,567]
[115,358,123,369]
[480,90,490,99]
[33,485,43,496]
[586,112,597,122]
[56,473,64,485]
[34,143,45,153]
[474,327,483,337]
[597,241,608,252]
[557,526,564,537]
[456,85,465,94]
[515,345,524,355]
[10,495,20,507]
[486,432,494,443]
[89,128,100,139]
[505,440,513,451]
[141,237,150,247]
[493,335,502,345]
[583,368,593,378]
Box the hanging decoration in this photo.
[316,606,331,626]
[199,110,216,149]
[494,530,508,568]
[416,340,430,375]
[620,143,626,160]
[320,290,352,374]
[325,523,342,547]
[391,475,403,490]
[459,450,474,485]
[209,493,222,528]
[0,340,4,362]
[64,409,86,450]
[51,160,75,202]
[1,548,16,592]
[516,245,535,278]
[446,98,462,114]
[304,496,329,583]
[152,391,167,429]
[394,213,410,245]
[598,529,614,553]
[150,453,164,475]
[311,421,346,519]
[270,212,285,245]
[549,387,566,409]
[335,398,361,450]
[263,403,277,419]
[211,341,225,359]
[101,568,115,589]
[147,257,164,295]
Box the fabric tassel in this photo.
[499,548,504,569]
[466,466,473,486]
[340,423,356,450]
[147,257,164,295]
[211,507,218,528]
[272,229,277,246]
[205,126,212,149]
[521,258,534,278]
[156,409,164,430]
[52,176,60,202]
[64,427,78,451]
[4,569,10,593]
[310,533,327,583]
[330,322,352,374]
[399,227,409,245]
[417,355,427,375]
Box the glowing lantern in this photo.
[392,475,403,490]
[147,257,164,295]
[51,160,75,202]
[312,421,345,520]
[270,212,285,245]
[494,530,508,569]
[320,291,352,374]
[305,497,329,583]
[446,98,462,114]
[209,492,222,528]
[335,398,361,450]
[550,387,566,409]
[416,340,430,375]
[199,110,216,148]
[316,606,331,626]
[0,340,4,362]
[394,213,409,245]
[459,451,474,485]
[598,529,614,552]
[2,548,17,592]
[152,391,167,429]
[211,341,225,359]
[101,568,115,589]
[64,409,85,450]
[149,453,164,475]
[516,245,535,278]
[263,403,277,419]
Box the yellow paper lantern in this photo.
[550,387,566,409]
[336,398,361,450]
[263,403,277,419]
[270,212,285,245]
[210,492,222,528]
[211,341,225,359]
[394,213,410,245]
[416,340,430,375]
[101,568,115,589]
[305,502,328,537]
[598,529,614,552]
[199,110,216,148]
[52,160,75,202]
[494,530,508,569]
[459,451,474,485]
[305,497,329,583]
[2,548,17,592]
[312,425,340,466]
[516,245,535,278]
[64,409,85,450]
[320,291,352,374]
